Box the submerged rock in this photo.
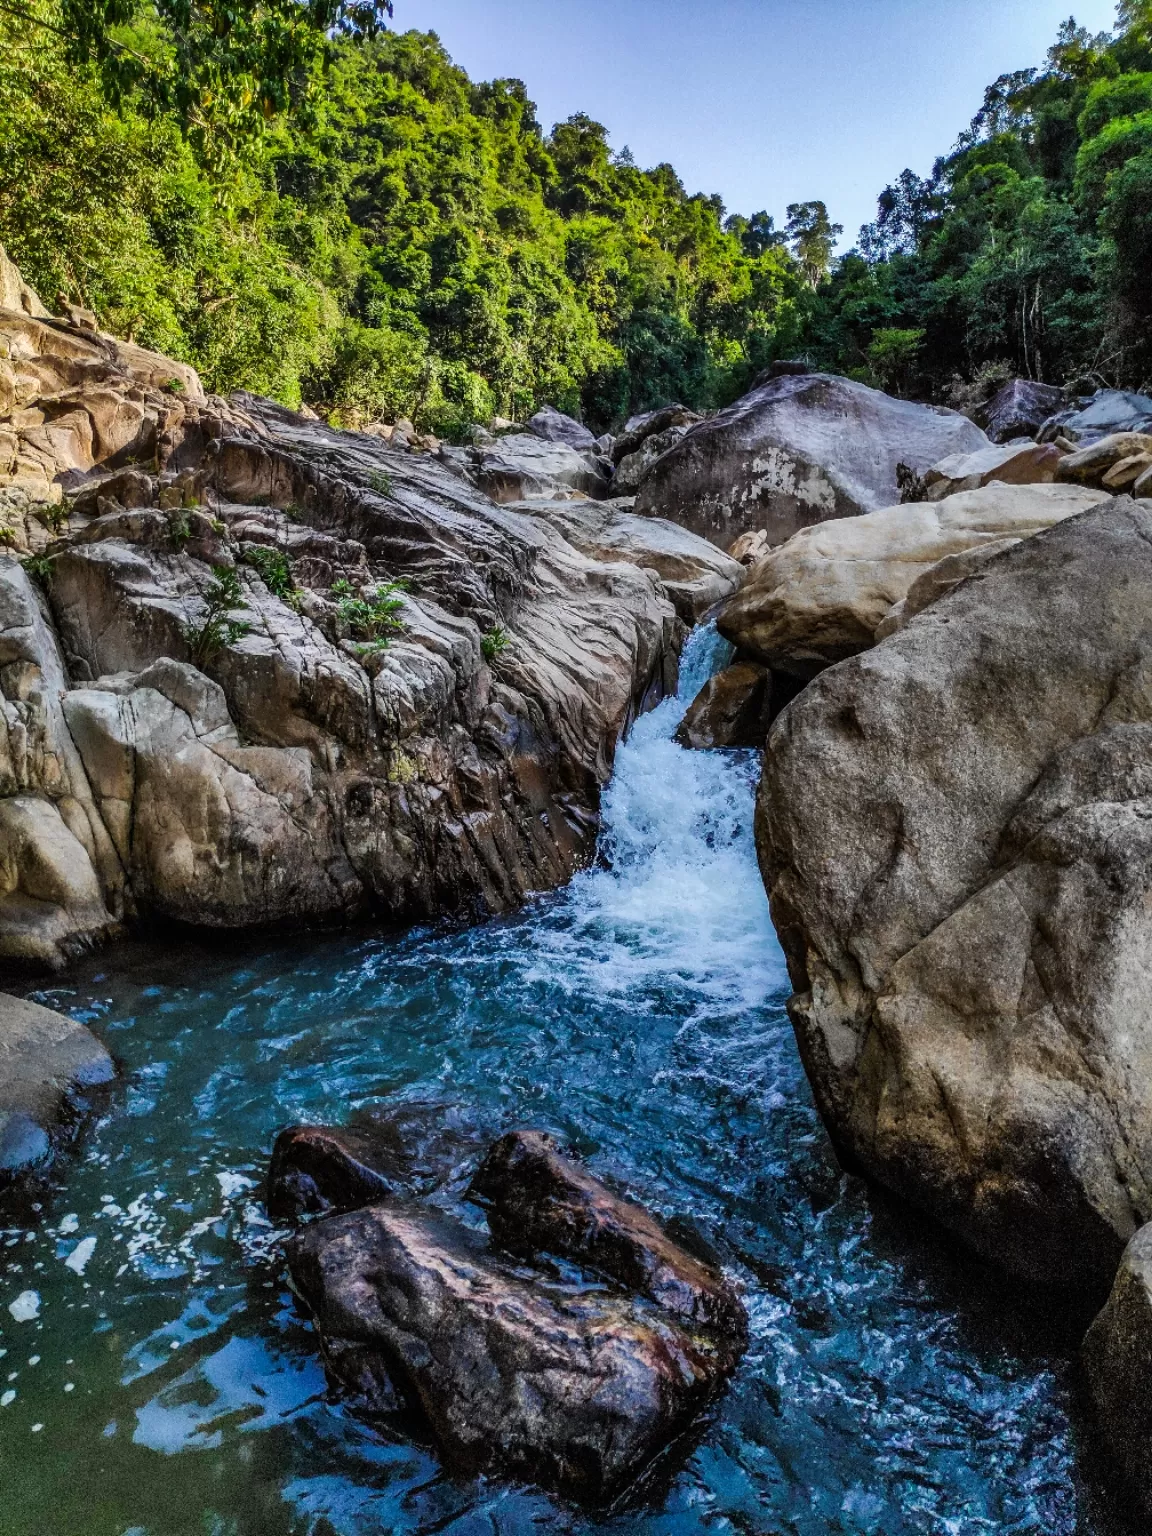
[287,1201,734,1502]
[634,373,988,549]
[758,498,1152,1293]
[0,991,114,1187]
[674,663,772,750]
[471,1129,747,1338]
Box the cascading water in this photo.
[0,626,1116,1535]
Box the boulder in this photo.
[509,497,744,624]
[0,991,114,1187]
[1056,432,1152,487]
[674,662,772,750]
[1041,389,1152,445]
[287,1201,737,1502]
[922,440,1064,499]
[758,498,1152,1293]
[613,425,692,495]
[975,379,1065,444]
[470,1129,746,1337]
[268,1100,494,1222]
[467,433,611,503]
[728,530,770,566]
[526,404,597,453]
[611,404,702,466]
[634,373,989,549]
[717,482,1110,677]
[1083,1223,1152,1506]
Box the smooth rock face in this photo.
[634,374,989,549]
[526,405,597,453]
[758,499,1152,1292]
[923,441,1064,499]
[467,432,611,502]
[1041,389,1152,445]
[287,1202,732,1502]
[0,244,50,319]
[975,379,1065,444]
[674,663,772,750]
[1083,1223,1152,1505]
[0,991,114,1185]
[509,497,744,623]
[717,482,1110,677]
[471,1129,747,1337]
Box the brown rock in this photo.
[470,1129,746,1339]
[287,1201,736,1502]
[1055,432,1152,485]
[675,663,772,749]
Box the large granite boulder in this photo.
[717,482,1110,677]
[611,404,702,467]
[465,432,611,503]
[758,499,1152,1294]
[509,497,744,623]
[634,373,988,549]
[0,991,114,1187]
[1084,1222,1152,1507]
[922,440,1064,499]
[613,425,693,496]
[975,379,1065,444]
[526,404,597,453]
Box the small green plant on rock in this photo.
[336,581,407,653]
[184,566,250,666]
[367,470,393,497]
[0,522,18,548]
[481,625,511,662]
[243,545,296,601]
[35,501,69,534]
[167,509,191,544]
[21,552,55,584]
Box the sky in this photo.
[400,0,1122,244]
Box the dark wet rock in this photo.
[974,379,1065,444]
[526,404,597,453]
[1084,1222,1152,1507]
[267,1099,494,1222]
[287,1200,736,1502]
[0,991,114,1187]
[470,1129,746,1338]
[634,373,988,550]
[674,663,771,750]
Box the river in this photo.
[0,625,1120,1534]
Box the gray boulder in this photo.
[0,991,114,1185]
[526,404,597,453]
[758,498,1152,1294]
[975,379,1065,444]
[1041,389,1152,446]
[613,425,692,495]
[467,432,611,502]
[611,404,702,466]
[634,374,989,549]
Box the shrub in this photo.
[184,566,250,665]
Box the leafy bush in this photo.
[242,545,295,600]
[184,566,250,665]
[335,581,407,653]
[481,624,510,662]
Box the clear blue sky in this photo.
[400,0,1121,243]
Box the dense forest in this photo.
[3,0,1151,432]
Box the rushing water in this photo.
[0,626,1126,1536]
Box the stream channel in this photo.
[0,625,1128,1535]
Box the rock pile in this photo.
[272,1113,747,1502]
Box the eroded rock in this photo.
[758,498,1152,1293]
[674,663,772,750]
